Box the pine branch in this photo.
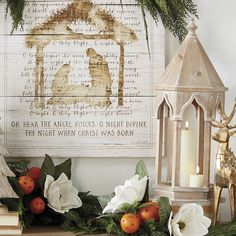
[5,0,26,32]
[2,0,197,42]
[135,0,198,42]
[208,221,236,236]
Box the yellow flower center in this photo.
[178,221,186,230]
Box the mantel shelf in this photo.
[22,226,111,236]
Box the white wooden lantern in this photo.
[154,20,227,208]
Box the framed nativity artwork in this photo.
[0,0,164,157]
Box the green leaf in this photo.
[65,210,90,233]
[65,210,83,225]
[135,160,149,202]
[54,158,71,180]
[159,197,171,227]
[135,160,148,179]
[40,154,55,190]
[60,219,75,232]
[7,160,30,176]
[142,179,149,203]
[78,192,102,217]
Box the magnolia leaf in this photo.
[135,160,149,202]
[65,210,90,232]
[7,160,30,176]
[78,192,102,217]
[159,197,171,227]
[40,154,55,190]
[60,219,74,232]
[54,158,71,180]
[135,160,148,179]
[65,210,83,225]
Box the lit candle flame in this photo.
[185,121,189,130]
[196,166,200,175]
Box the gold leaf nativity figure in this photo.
[48,48,112,107]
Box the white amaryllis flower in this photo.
[102,174,148,214]
[168,203,211,236]
[44,173,82,213]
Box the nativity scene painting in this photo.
[0,0,164,157]
[25,0,137,108]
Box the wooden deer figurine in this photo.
[212,99,236,225]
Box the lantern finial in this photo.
[187,19,198,36]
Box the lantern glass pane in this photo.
[158,101,173,185]
[179,103,198,187]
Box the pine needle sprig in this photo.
[5,0,26,32]
[135,0,198,42]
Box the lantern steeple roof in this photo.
[156,19,227,92]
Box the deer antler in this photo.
[212,119,226,128]
[218,104,228,121]
[229,124,236,130]
[214,100,236,127]
[229,122,236,136]
[225,99,236,125]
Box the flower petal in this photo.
[47,186,62,213]
[102,202,117,214]
[102,174,148,214]
[172,223,182,236]
[171,203,211,236]
[44,172,82,213]
[168,212,173,236]
[44,175,54,199]
[181,221,209,236]
[137,176,148,201]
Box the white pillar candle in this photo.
[189,167,204,188]
[179,122,196,187]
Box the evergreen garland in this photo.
[134,0,198,42]
[2,158,236,235]
[1,0,198,41]
[3,0,26,32]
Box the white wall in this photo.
[9,0,236,221]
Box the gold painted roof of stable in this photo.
[25,0,137,48]
[156,19,227,92]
